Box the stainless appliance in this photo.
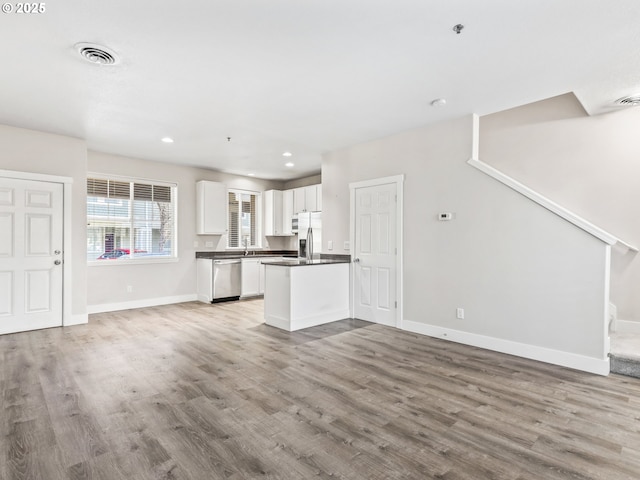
[297,212,322,259]
[212,259,241,302]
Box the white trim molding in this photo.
[616,319,640,335]
[87,294,198,314]
[403,319,610,376]
[467,157,637,252]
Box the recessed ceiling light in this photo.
[248,173,255,177]
[285,162,294,167]
[430,98,447,107]
[161,137,174,143]
[283,152,293,157]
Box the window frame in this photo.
[87,173,179,266]
[227,188,262,250]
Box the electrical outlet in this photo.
[344,241,350,251]
[328,240,333,251]
[456,307,464,319]
[205,241,214,248]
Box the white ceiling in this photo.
[1,1,640,180]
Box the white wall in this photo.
[0,123,88,323]
[322,115,610,373]
[87,151,286,311]
[480,94,640,323]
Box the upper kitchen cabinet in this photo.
[292,184,322,213]
[264,189,292,236]
[196,180,227,235]
[282,189,294,235]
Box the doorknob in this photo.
[353,258,360,263]
[54,260,61,265]
[54,250,61,255]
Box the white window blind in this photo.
[87,177,177,261]
[228,190,260,248]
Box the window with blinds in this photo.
[227,189,260,248]
[87,177,177,262]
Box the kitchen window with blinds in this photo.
[227,189,261,249]
[87,176,177,262]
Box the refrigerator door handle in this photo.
[307,227,313,260]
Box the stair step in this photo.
[610,354,640,379]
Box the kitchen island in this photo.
[262,258,350,331]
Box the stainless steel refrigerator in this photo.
[296,212,322,259]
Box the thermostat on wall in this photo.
[438,212,453,221]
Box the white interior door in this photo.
[353,181,398,326]
[0,177,64,335]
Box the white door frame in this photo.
[0,169,74,327]
[349,174,404,328]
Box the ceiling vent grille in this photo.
[614,95,640,107]
[75,42,119,65]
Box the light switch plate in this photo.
[328,240,333,250]
[344,241,350,251]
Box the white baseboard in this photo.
[266,308,351,332]
[403,320,610,376]
[616,319,640,334]
[87,294,198,314]
[65,313,88,326]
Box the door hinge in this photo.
[395,301,397,308]
[395,247,397,255]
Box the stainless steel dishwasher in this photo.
[212,259,241,302]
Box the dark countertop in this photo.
[261,258,350,267]
[195,250,297,259]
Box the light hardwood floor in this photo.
[2,299,640,479]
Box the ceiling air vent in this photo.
[614,94,640,107]
[75,42,119,65]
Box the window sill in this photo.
[88,257,179,266]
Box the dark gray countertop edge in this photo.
[262,258,350,267]
[195,250,296,259]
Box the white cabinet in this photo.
[292,184,321,214]
[282,190,294,235]
[196,181,227,235]
[196,259,214,303]
[293,187,306,214]
[264,190,285,236]
[265,189,295,236]
[304,185,318,212]
[241,258,261,297]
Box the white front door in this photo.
[352,180,399,326]
[0,177,64,335]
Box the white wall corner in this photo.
[403,319,610,376]
[87,294,198,314]
[470,113,480,161]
